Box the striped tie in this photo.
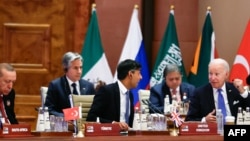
[0,96,9,124]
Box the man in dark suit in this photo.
[87,59,142,131]
[0,63,18,125]
[185,58,250,123]
[149,64,195,114]
[45,52,95,117]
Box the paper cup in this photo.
[225,116,235,125]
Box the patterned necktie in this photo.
[125,91,130,124]
[71,83,78,95]
[172,89,179,102]
[0,96,9,124]
[217,89,227,123]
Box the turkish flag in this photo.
[230,20,250,85]
[63,106,80,121]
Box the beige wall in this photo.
[199,0,250,71]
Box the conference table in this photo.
[1,131,223,141]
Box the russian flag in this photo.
[113,6,150,108]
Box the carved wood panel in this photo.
[0,0,91,130]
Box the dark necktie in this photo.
[125,91,130,124]
[0,96,9,124]
[218,89,227,123]
[71,83,78,95]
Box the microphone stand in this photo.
[142,100,167,131]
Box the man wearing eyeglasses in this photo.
[149,64,195,114]
[0,63,18,126]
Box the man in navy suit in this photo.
[149,64,195,114]
[0,63,18,125]
[87,59,142,131]
[45,52,95,117]
[185,58,250,123]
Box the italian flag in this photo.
[81,7,113,84]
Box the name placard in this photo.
[0,123,32,137]
[84,123,121,136]
[179,122,218,135]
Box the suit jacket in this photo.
[149,80,195,114]
[44,75,95,117]
[185,82,250,122]
[86,82,134,127]
[2,89,18,124]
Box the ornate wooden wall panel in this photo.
[0,0,91,130]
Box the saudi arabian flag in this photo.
[81,7,113,84]
[188,9,218,87]
[150,7,187,87]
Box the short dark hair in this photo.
[117,59,141,80]
[246,74,250,85]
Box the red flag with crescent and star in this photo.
[63,106,80,121]
[229,20,250,85]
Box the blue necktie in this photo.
[71,83,78,95]
[218,89,227,123]
[125,91,130,124]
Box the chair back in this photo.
[138,89,150,114]
[70,94,94,122]
[40,86,48,108]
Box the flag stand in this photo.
[169,121,178,136]
[76,103,84,138]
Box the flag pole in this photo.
[207,6,211,11]
[134,4,138,9]
[170,5,174,10]
[92,3,96,9]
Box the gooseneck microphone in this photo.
[142,99,164,114]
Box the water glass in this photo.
[49,115,55,131]
[55,116,64,132]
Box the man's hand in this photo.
[205,109,217,123]
[233,78,245,94]
[112,121,129,131]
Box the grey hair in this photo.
[209,58,230,73]
[0,63,15,77]
[163,64,181,77]
[62,52,83,71]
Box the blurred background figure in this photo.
[149,64,195,114]
[0,63,18,125]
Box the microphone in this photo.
[141,99,158,114]
[142,99,164,114]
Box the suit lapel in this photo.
[114,82,121,118]
[207,84,216,109]
[225,83,234,112]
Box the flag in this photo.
[113,6,150,108]
[150,6,187,88]
[63,106,80,121]
[81,6,113,84]
[188,8,218,87]
[171,111,184,127]
[229,20,250,85]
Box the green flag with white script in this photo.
[150,8,187,87]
